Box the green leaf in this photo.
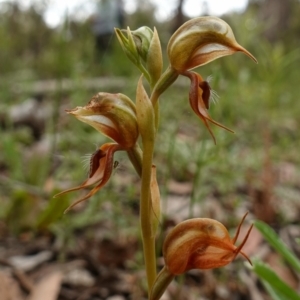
[261,280,290,300]
[36,193,70,230]
[253,260,300,300]
[254,220,300,273]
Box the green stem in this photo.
[140,138,157,291]
[126,143,143,177]
[149,266,175,300]
[138,65,179,295]
[126,119,157,292]
[150,65,179,106]
[138,62,151,83]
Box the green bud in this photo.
[132,27,163,85]
[116,26,163,85]
[115,27,140,65]
[132,26,154,62]
[146,27,163,85]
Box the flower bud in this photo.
[115,27,140,65]
[66,93,138,149]
[132,26,154,62]
[167,16,257,72]
[163,213,253,275]
[116,26,163,85]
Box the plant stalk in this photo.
[126,143,143,177]
[140,137,157,291]
[150,66,178,106]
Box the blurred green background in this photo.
[0,0,300,298]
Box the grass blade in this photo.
[254,220,300,273]
[261,280,291,300]
[253,260,300,300]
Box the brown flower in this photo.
[184,71,234,143]
[67,92,138,149]
[163,213,253,275]
[167,16,257,142]
[167,16,257,72]
[55,143,122,212]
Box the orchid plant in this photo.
[56,16,257,299]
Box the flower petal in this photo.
[184,71,234,143]
[66,93,139,148]
[163,215,253,274]
[168,16,257,72]
[54,143,123,212]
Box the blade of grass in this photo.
[261,280,290,300]
[254,220,300,273]
[253,259,300,300]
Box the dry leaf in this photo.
[63,268,95,287]
[27,271,63,300]
[167,180,193,195]
[0,271,24,300]
[9,251,52,272]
